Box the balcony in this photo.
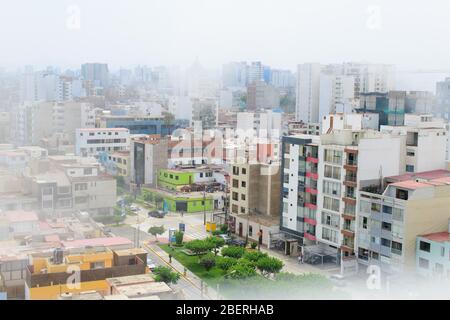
[342,212,355,220]
[305,187,318,195]
[342,196,356,206]
[340,244,354,254]
[306,156,319,164]
[305,172,318,180]
[343,174,357,187]
[344,164,357,171]
[304,202,317,210]
[304,217,317,226]
[344,148,358,155]
[341,229,355,238]
[304,232,317,241]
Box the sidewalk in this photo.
[144,242,221,300]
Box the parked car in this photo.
[217,234,232,244]
[148,210,165,218]
[229,239,246,247]
[146,257,157,271]
[129,205,140,212]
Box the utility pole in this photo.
[203,189,206,226]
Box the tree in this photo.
[142,190,153,202]
[227,259,257,279]
[216,256,238,271]
[221,246,245,259]
[243,250,268,262]
[154,194,164,209]
[185,239,214,256]
[113,215,123,226]
[162,111,175,126]
[148,225,165,242]
[152,266,180,284]
[256,257,284,277]
[174,230,184,246]
[199,253,216,271]
[206,236,225,255]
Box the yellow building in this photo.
[26,247,147,300]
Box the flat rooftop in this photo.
[106,273,155,287]
[115,281,172,298]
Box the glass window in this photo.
[419,241,431,252]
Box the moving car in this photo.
[229,239,246,247]
[129,205,140,212]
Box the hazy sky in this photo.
[1,0,450,71]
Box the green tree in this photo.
[216,256,238,271]
[162,111,175,126]
[185,239,214,256]
[199,253,216,271]
[221,246,245,259]
[148,225,165,242]
[154,194,164,209]
[256,257,284,277]
[206,236,225,256]
[243,250,268,262]
[174,230,184,246]
[227,260,257,279]
[152,266,180,284]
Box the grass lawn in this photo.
[158,244,226,285]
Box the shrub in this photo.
[206,236,225,255]
[227,260,257,279]
[185,239,214,256]
[243,250,268,262]
[221,246,245,259]
[148,225,165,241]
[152,266,180,284]
[199,253,216,271]
[216,256,238,271]
[174,230,184,246]
[250,242,257,249]
[256,257,284,277]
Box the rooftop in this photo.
[387,170,450,182]
[420,232,449,243]
[4,210,39,223]
[61,237,132,249]
[106,273,155,287]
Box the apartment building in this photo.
[75,128,130,158]
[357,170,450,276]
[229,162,281,246]
[280,130,403,273]
[23,155,116,218]
[131,135,168,187]
[416,225,450,280]
[381,114,447,173]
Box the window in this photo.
[381,238,391,247]
[232,179,239,188]
[383,205,392,214]
[241,181,246,188]
[361,216,368,229]
[419,241,431,252]
[242,168,246,175]
[371,203,381,213]
[90,261,105,269]
[249,225,253,237]
[324,165,341,180]
[321,211,340,228]
[323,196,340,212]
[324,149,343,164]
[406,165,414,172]
[419,257,429,269]
[241,194,246,201]
[392,208,404,221]
[360,200,371,213]
[232,192,238,201]
[322,227,338,244]
[240,207,246,214]
[232,166,239,175]
[323,180,341,196]
[83,168,93,175]
[75,183,88,191]
[391,241,402,255]
[42,200,53,209]
[441,247,445,257]
[435,263,444,274]
[42,187,53,196]
[381,222,392,231]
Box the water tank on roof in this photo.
[53,248,64,265]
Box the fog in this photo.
[1,0,450,71]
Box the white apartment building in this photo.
[296,63,321,123]
[319,74,355,121]
[380,114,447,173]
[75,128,130,158]
[321,113,379,134]
[236,110,282,140]
[280,129,403,274]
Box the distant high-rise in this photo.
[436,77,450,121]
[247,80,280,110]
[295,63,321,123]
[81,63,109,88]
[222,62,247,88]
[247,61,264,84]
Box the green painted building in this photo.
[143,188,213,213]
[158,169,194,190]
